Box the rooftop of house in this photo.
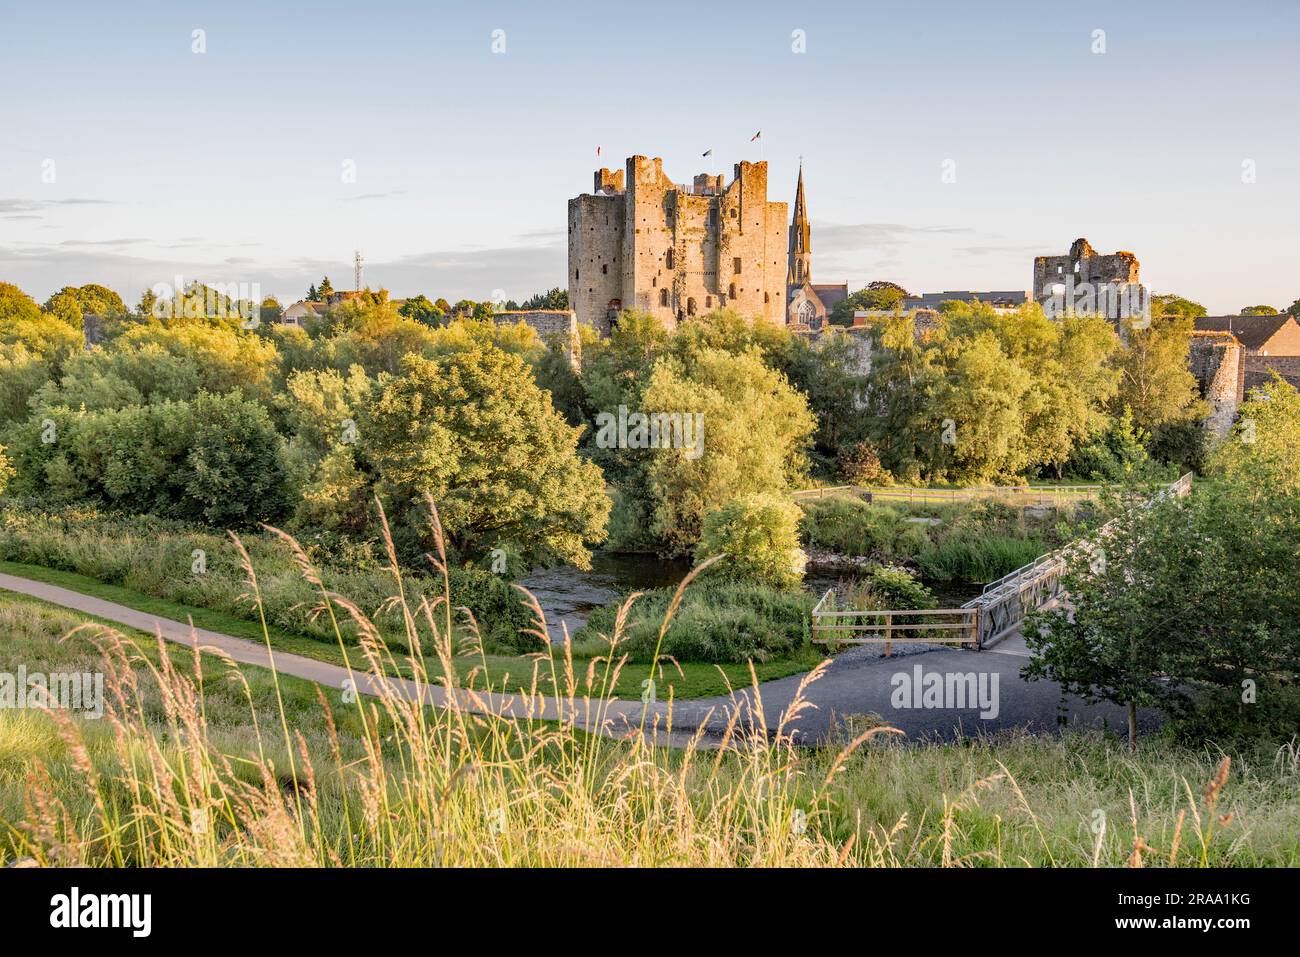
[904,290,1031,308]
[1194,314,1297,352]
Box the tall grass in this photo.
[2,500,1296,867]
[915,536,1046,583]
[0,502,536,654]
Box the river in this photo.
[517,552,984,642]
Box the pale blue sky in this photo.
[1,0,1297,312]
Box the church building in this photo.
[785,163,848,329]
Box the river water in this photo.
[517,552,984,643]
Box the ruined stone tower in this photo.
[1033,238,1141,304]
[567,155,788,333]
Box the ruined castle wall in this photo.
[1188,333,1243,439]
[1033,239,1140,302]
[568,193,624,334]
[492,310,580,370]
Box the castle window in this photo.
[1073,261,1080,273]
[733,257,742,274]
[687,297,697,316]
[660,289,669,307]
[575,269,579,280]
[706,296,712,308]
[764,292,770,303]
[730,208,737,218]
[729,283,737,299]
[602,264,607,275]
[666,249,675,270]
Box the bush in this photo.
[6,392,292,528]
[836,441,884,484]
[863,565,934,609]
[799,498,918,558]
[578,582,813,664]
[696,493,805,589]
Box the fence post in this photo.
[884,611,893,658]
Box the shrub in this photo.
[6,392,292,528]
[799,498,916,558]
[696,493,805,589]
[836,441,884,484]
[852,565,935,610]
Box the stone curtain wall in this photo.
[492,310,581,370]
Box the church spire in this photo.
[787,161,811,285]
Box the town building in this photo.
[1194,314,1300,392]
[785,164,848,329]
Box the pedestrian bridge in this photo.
[811,472,1193,653]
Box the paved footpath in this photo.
[0,571,1150,746]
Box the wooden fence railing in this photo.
[810,590,978,655]
[793,483,1114,508]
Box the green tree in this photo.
[1110,315,1205,434]
[1210,377,1300,497]
[0,282,82,363]
[520,287,569,310]
[317,276,335,301]
[1150,294,1207,319]
[696,493,806,589]
[32,322,280,412]
[1023,474,1300,745]
[1239,304,1279,316]
[258,297,283,325]
[0,443,13,495]
[7,393,291,527]
[361,345,609,568]
[829,282,909,326]
[43,284,126,326]
[398,294,443,326]
[630,347,815,555]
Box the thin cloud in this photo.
[341,191,409,202]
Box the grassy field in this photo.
[2,590,1297,868]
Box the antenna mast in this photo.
[354,249,364,291]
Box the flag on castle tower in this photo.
[750,130,762,142]
[702,148,713,157]
[596,146,601,157]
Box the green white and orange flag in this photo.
[750,130,762,142]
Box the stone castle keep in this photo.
[568,156,791,332]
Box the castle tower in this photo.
[568,156,787,333]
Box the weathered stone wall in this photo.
[569,155,786,333]
[567,192,625,336]
[1188,332,1243,439]
[491,310,580,370]
[1033,238,1140,302]
[1245,355,1300,392]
